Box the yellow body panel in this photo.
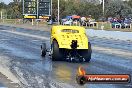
[51,25,89,49]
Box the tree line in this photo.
[0,0,132,19]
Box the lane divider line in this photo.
[93,45,132,58]
[1,30,131,58]
[0,30,49,40]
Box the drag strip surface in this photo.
[0,25,132,88]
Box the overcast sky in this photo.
[1,0,13,4]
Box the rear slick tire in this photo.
[81,42,92,62]
[52,40,63,61]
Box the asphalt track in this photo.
[0,25,132,88]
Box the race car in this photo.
[41,26,92,62]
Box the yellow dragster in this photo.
[41,26,92,62]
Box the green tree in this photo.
[0,2,7,19]
[52,0,102,20]
[83,2,102,19]
[7,1,22,19]
[127,0,132,8]
[105,0,132,18]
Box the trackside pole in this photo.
[58,0,60,25]
[37,21,38,26]
[32,19,34,26]
[97,22,99,29]
[101,22,104,30]
[0,11,2,20]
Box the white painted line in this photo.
[0,30,74,88]
[0,30,49,40]
[86,29,132,41]
[0,56,20,83]
[1,29,131,58]
[93,45,132,58]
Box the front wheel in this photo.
[41,43,46,57]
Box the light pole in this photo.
[103,0,105,16]
[58,0,60,25]
[51,0,52,18]
[37,0,39,19]
[0,11,2,19]
[0,0,3,20]
[101,0,105,30]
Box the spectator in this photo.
[108,17,113,23]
